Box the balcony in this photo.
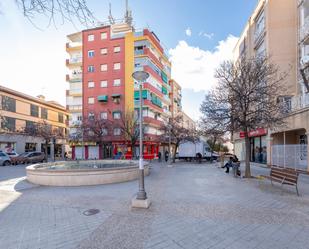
[69,89,82,96]
[68,105,82,112]
[300,16,309,42]
[66,57,82,67]
[66,72,82,82]
[66,42,82,52]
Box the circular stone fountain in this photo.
[26,160,150,186]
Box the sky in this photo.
[0,0,257,120]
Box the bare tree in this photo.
[160,115,198,163]
[23,120,65,160]
[119,111,139,159]
[198,118,227,153]
[200,57,287,178]
[81,113,112,150]
[5,0,96,27]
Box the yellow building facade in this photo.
[232,0,309,171]
[0,85,68,158]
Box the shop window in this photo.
[25,143,36,152]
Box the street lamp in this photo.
[131,70,150,208]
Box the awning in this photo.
[112,94,121,98]
[98,95,108,102]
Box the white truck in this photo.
[178,140,216,161]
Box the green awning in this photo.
[134,90,148,99]
[161,71,168,83]
[112,94,121,98]
[98,95,108,102]
[162,86,168,95]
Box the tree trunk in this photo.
[131,143,135,160]
[244,135,251,178]
[173,143,178,163]
[44,141,48,162]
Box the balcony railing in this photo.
[69,89,82,96]
[66,57,82,66]
[289,94,309,113]
[300,16,309,42]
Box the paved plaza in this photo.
[1,162,309,249]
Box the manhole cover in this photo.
[83,209,100,216]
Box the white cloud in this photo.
[185,27,192,37]
[169,35,239,92]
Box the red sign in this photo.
[239,128,267,138]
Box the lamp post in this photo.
[132,70,149,203]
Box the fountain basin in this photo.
[26,160,150,186]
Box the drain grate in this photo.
[83,209,100,216]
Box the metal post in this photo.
[168,124,172,165]
[137,81,147,200]
[283,131,286,167]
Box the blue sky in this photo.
[0,0,257,120]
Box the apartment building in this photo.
[0,85,68,158]
[66,32,83,139]
[67,20,173,160]
[233,0,303,168]
[170,79,182,118]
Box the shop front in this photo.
[237,128,268,164]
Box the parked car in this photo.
[0,152,11,166]
[12,152,45,165]
[6,152,19,158]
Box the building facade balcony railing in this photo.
[300,16,309,42]
[66,57,82,66]
[69,89,82,96]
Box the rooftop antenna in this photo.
[108,2,115,24]
[124,0,133,26]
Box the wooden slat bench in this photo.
[261,166,299,196]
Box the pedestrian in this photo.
[232,156,241,177]
[164,150,169,162]
[64,152,68,161]
[158,151,162,162]
[222,156,233,173]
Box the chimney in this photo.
[37,95,45,100]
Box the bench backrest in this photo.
[270,167,298,184]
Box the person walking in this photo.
[158,151,162,162]
[164,150,169,162]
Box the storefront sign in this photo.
[239,128,267,138]
[248,128,267,137]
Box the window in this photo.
[100,112,107,119]
[101,48,108,55]
[1,96,16,112]
[88,65,95,72]
[88,50,95,58]
[88,34,94,41]
[114,46,121,53]
[100,80,108,88]
[41,107,48,119]
[113,128,121,136]
[114,63,121,70]
[88,97,94,104]
[101,64,108,72]
[1,117,15,132]
[102,128,108,135]
[58,113,64,123]
[26,120,35,130]
[255,11,265,40]
[113,112,121,119]
[30,104,39,117]
[101,32,107,40]
[88,81,95,88]
[113,79,121,86]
